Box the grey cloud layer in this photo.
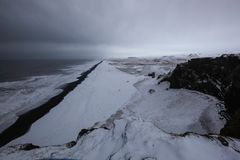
[0,0,240,58]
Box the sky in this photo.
[0,0,240,59]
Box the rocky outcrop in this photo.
[148,72,155,78]
[162,54,240,138]
[19,143,40,151]
[66,141,77,148]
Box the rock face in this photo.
[66,141,77,148]
[19,143,40,151]
[162,54,240,138]
[148,72,156,78]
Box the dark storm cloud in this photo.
[0,0,240,59]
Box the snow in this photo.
[110,57,177,77]
[9,61,141,146]
[0,56,239,160]
[0,61,97,133]
[1,119,239,160]
[128,80,225,134]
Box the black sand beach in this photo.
[0,61,102,147]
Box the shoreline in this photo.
[0,61,102,147]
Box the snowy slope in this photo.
[0,108,239,160]
[10,61,141,146]
[129,80,225,134]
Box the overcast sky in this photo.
[0,0,240,59]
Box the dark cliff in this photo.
[162,54,240,138]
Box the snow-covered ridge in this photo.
[1,56,240,160]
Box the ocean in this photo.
[0,60,90,82]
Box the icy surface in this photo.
[0,61,97,133]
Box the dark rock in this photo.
[148,89,156,94]
[220,110,240,138]
[157,74,164,80]
[225,65,240,113]
[66,141,77,148]
[19,143,40,151]
[148,72,155,78]
[77,128,96,140]
[217,136,229,146]
[100,126,111,130]
[162,54,240,138]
